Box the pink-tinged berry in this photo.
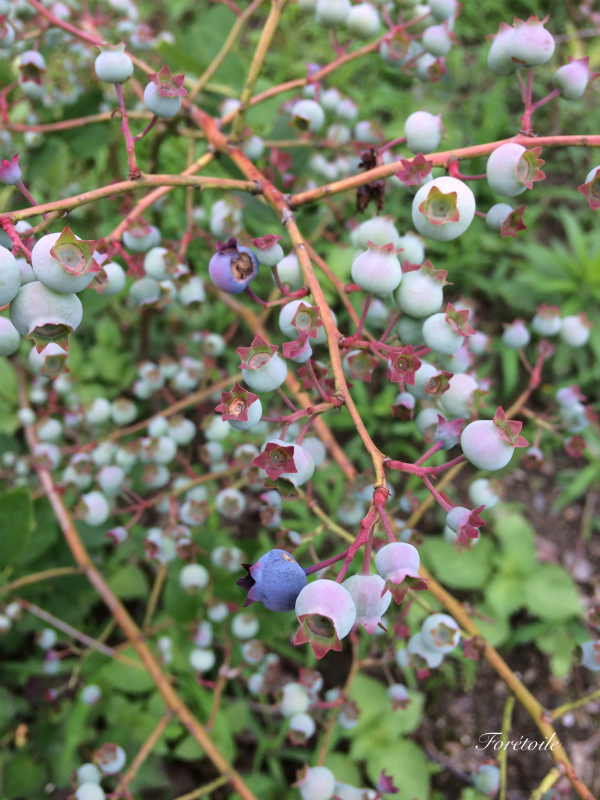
[553,56,598,100]
[392,390,416,419]
[532,304,561,337]
[94,43,133,84]
[143,64,187,118]
[282,332,313,363]
[374,542,427,604]
[0,154,21,186]
[422,303,474,355]
[445,505,485,545]
[252,234,284,267]
[294,579,356,659]
[437,371,480,419]
[96,743,126,775]
[256,438,315,487]
[404,111,444,154]
[506,16,555,67]
[559,313,591,347]
[32,228,99,294]
[394,260,449,318]
[216,382,262,431]
[388,345,421,385]
[209,236,259,295]
[580,640,600,672]
[412,177,475,242]
[238,335,288,392]
[341,573,392,633]
[351,241,403,295]
[434,416,463,450]
[237,549,308,612]
[290,99,325,132]
[293,764,336,800]
[577,165,600,210]
[344,349,378,382]
[9,281,83,352]
[461,406,529,471]
[486,144,545,197]
[501,319,530,349]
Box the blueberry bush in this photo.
[0,0,599,799]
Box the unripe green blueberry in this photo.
[351,243,402,295]
[98,261,126,295]
[486,203,513,231]
[76,763,102,786]
[9,281,82,351]
[415,407,442,437]
[0,245,22,306]
[352,217,401,250]
[422,24,452,56]
[122,224,160,252]
[502,320,530,349]
[79,490,110,526]
[129,277,160,307]
[291,99,325,133]
[487,24,517,76]
[0,17,15,49]
[0,316,20,356]
[315,0,351,27]
[345,3,379,39]
[394,269,443,318]
[421,612,460,653]
[396,315,424,345]
[32,231,96,294]
[396,232,425,265]
[94,44,134,83]
[422,312,465,355]
[405,110,443,155]
[296,766,336,800]
[407,361,439,399]
[143,81,182,118]
[412,177,476,242]
[75,783,105,800]
[232,611,259,639]
[242,135,265,160]
[279,682,311,717]
[16,257,37,286]
[189,647,215,672]
[486,143,543,198]
[468,478,499,509]
[429,0,455,21]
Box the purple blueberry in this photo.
[237,549,308,612]
[208,237,259,294]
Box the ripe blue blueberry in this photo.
[237,549,308,612]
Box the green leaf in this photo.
[552,463,598,510]
[0,488,33,569]
[490,510,537,573]
[364,739,430,800]
[107,564,149,600]
[419,535,495,590]
[524,564,583,621]
[2,751,46,798]
[96,650,155,694]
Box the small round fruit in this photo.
[412,177,476,242]
[461,420,515,471]
[0,317,20,356]
[0,245,22,306]
[94,44,134,84]
[351,242,402,295]
[290,99,325,133]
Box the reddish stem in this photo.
[304,548,349,576]
[114,84,141,180]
